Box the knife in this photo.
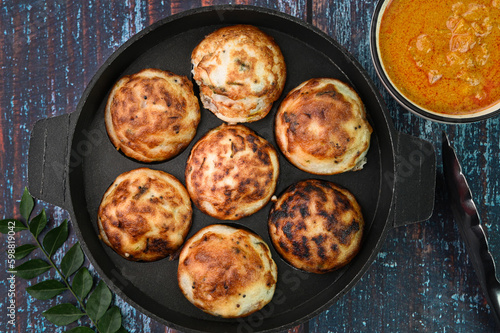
[442,132,500,326]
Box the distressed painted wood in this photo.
[0,0,499,332]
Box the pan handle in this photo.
[28,113,75,211]
[392,132,436,227]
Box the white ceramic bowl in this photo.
[369,0,500,123]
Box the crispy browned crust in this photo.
[185,124,279,220]
[268,179,364,273]
[177,224,277,318]
[191,24,286,123]
[105,68,200,162]
[97,168,192,261]
[275,78,372,174]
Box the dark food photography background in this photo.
[1,0,500,332]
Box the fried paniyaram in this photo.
[105,68,200,162]
[275,78,372,175]
[178,224,277,318]
[191,24,286,123]
[268,179,364,273]
[185,123,279,220]
[98,168,192,262]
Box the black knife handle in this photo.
[454,205,500,327]
[443,133,500,327]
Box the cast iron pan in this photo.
[27,5,436,333]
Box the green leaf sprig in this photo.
[1,188,127,333]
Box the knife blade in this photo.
[442,132,500,326]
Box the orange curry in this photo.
[379,0,500,115]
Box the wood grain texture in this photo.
[0,0,499,332]
[312,1,500,332]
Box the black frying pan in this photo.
[27,5,436,333]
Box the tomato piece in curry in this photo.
[378,0,500,115]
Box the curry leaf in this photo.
[42,303,84,326]
[0,219,27,234]
[42,219,68,256]
[86,280,112,321]
[97,306,122,333]
[72,267,93,300]
[27,279,67,300]
[10,259,51,279]
[60,242,84,277]
[20,187,35,220]
[14,244,38,260]
[29,209,47,237]
[8,190,128,332]
[65,327,96,333]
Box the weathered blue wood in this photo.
[0,1,307,332]
[0,0,499,332]
[312,1,500,333]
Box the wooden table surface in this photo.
[1,0,500,332]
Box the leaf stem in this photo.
[29,226,101,332]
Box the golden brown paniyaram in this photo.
[97,167,192,262]
[191,24,286,123]
[275,78,372,175]
[105,68,200,162]
[178,224,278,318]
[185,123,279,220]
[268,179,364,274]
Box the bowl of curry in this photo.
[370,0,500,123]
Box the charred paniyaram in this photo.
[275,78,372,175]
[178,224,278,318]
[268,179,364,273]
[97,168,192,262]
[185,124,279,220]
[191,24,286,123]
[105,68,200,162]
